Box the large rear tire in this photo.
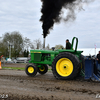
[80,54,85,70]
[25,63,38,77]
[52,52,80,80]
[77,54,85,77]
[38,64,48,75]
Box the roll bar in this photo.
[71,37,78,51]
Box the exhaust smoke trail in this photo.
[40,0,94,38]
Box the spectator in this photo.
[97,51,100,71]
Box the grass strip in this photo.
[2,66,52,71]
[2,67,25,70]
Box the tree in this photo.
[26,50,29,57]
[0,41,9,57]
[34,39,42,49]
[2,31,24,58]
[24,49,27,57]
[45,44,50,50]
[55,44,64,50]
[24,49,29,57]
[24,37,34,50]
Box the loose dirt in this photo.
[0,63,100,100]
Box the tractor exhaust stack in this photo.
[43,38,45,49]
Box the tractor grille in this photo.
[34,53,41,61]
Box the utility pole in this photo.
[8,41,12,58]
[43,38,45,49]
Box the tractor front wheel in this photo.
[25,63,38,77]
[38,64,48,75]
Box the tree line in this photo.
[0,31,46,58]
[0,31,64,58]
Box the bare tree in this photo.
[55,44,64,50]
[24,37,34,50]
[45,44,50,50]
[34,39,42,49]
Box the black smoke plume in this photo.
[40,0,94,38]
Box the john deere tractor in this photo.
[25,37,83,80]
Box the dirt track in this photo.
[0,63,100,100]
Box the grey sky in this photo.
[0,0,100,48]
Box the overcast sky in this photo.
[0,0,100,48]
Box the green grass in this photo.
[2,66,25,70]
[2,66,52,71]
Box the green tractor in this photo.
[25,37,84,80]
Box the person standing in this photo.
[97,51,100,71]
[65,39,71,49]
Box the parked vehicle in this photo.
[13,57,30,63]
[6,58,13,63]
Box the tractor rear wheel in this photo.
[25,63,38,77]
[77,54,85,76]
[38,64,48,75]
[80,54,85,70]
[52,52,80,80]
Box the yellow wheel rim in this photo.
[39,66,45,72]
[56,58,73,77]
[28,67,34,73]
